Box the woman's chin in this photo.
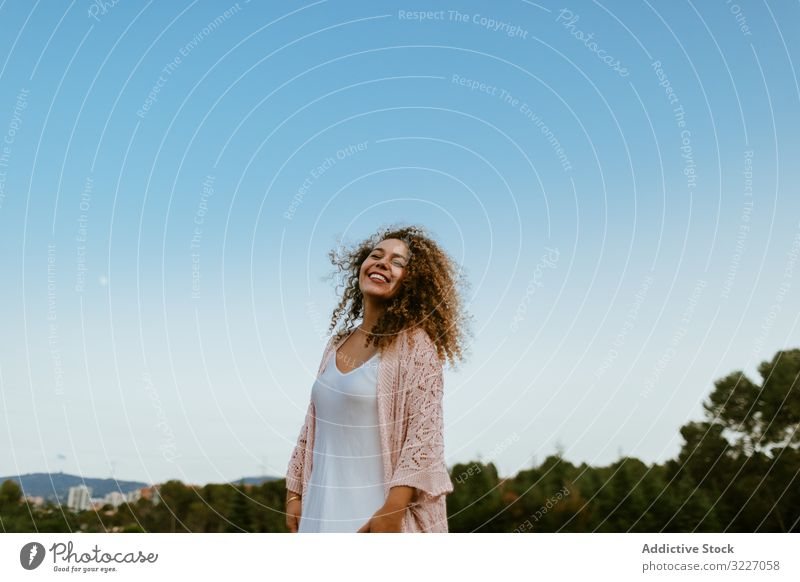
[361,287,392,301]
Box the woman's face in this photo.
[359,238,410,301]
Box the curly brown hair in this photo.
[326,224,473,368]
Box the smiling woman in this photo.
[285,224,473,533]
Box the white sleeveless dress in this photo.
[297,347,386,533]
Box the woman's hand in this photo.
[285,495,302,533]
[356,503,405,533]
[357,486,415,533]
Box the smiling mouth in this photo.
[367,272,389,284]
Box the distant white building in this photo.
[25,495,45,507]
[67,485,92,512]
[125,489,142,503]
[103,491,126,508]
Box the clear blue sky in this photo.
[0,0,798,485]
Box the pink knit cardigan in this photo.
[286,326,454,532]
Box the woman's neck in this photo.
[360,297,385,332]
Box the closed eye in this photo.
[371,253,404,265]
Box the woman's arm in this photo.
[358,330,454,532]
[356,485,415,533]
[385,485,416,508]
[285,399,313,533]
[285,398,313,496]
[385,330,454,498]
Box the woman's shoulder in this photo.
[401,326,439,360]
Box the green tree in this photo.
[674,348,800,532]
[225,481,252,532]
[447,462,504,532]
[706,349,800,455]
[0,480,22,508]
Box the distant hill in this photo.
[0,473,150,504]
[0,473,283,503]
[0,472,284,503]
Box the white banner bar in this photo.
[2,533,797,581]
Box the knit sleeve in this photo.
[285,398,312,495]
[285,336,335,495]
[387,331,454,499]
